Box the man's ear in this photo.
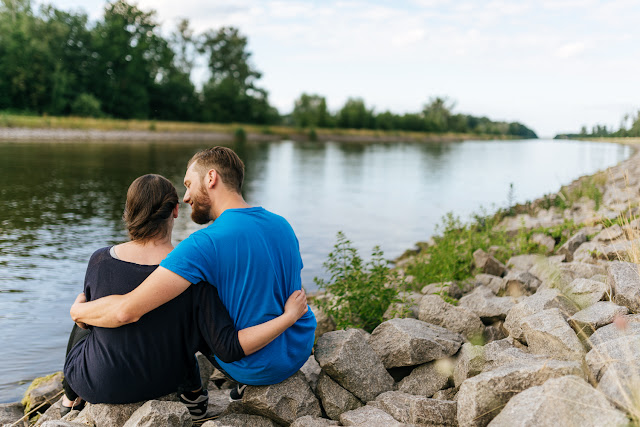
[206,169,218,189]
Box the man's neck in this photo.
[212,192,250,219]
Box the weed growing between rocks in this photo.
[314,232,406,332]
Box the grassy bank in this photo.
[0,112,529,143]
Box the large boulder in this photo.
[506,254,543,272]
[608,262,640,313]
[290,416,339,427]
[568,301,629,339]
[206,388,232,418]
[453,343,486,387]
[459,286,515,322]
[503,288,579,342]
[520,308,586,361]
[369,318,463,369]
[315,372,363,421]
[456,359,583,427]
[397,360,452,397]
[202,414,279,426]
[588,314,640,347]
[473,249,507,277]
[338,405,408,426]
[501,271,541,297]
[488,375,628,427]
[74,402,145,427]
[0,401,24,425]
[557,229,588,262]
[372,391,457,426]
[596,361,640,416]
[242,371,321,425]
[586,335,640,380]
[418,295,485,341]
[532,234,556,253]
[22,372,64,414]
[559,278,609,310]
[315,329,394,402]
[599,239,640,261]
[121,401,190,427]
[310,304,336,339]
[594,224,624,243]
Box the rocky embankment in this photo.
[4,148,640,427]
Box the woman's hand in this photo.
[284,289,308,325]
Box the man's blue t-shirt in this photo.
[160,207,316,385]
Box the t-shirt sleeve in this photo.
[160,233,213,285]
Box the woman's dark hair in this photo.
[123,174,178,242]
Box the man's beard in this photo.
[191,188,213,225]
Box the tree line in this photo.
[556,112,640,139]
[0,0,537,138]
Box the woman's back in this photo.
[64,247,201,403]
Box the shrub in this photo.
[234,127,247,143]
[70,93,103,118]
[314,232,402,332]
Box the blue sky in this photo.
[43,0,640,137]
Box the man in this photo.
[70,146,316,402]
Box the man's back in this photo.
[161,207,316,385]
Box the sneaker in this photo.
[179,388,209,421]
[229,384,247,401]
[59,399,85,417]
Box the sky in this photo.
[42,0,640,137]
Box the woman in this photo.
[62,174,307,419]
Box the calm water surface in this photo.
[0,138,631,401]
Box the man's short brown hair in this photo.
[188,146,245,194]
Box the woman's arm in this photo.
[237,289,308,356]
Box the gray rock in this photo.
[558,262,607,283]
[569,301,629,338]
[0,402,24,425]
[483,339,543,372]
[599,238,640,261]
[39,421,85,427]
[596,361,640,415]
[506,254,543,272]
[488,375,628,427]
[205,388,231,418]
[74,402,145,427]
[22,372,64,414]
[383,292,422,320]
[459,286,515,322]
[557,229,588,262]
[473,249,507,277]
[483,321,508,343]
[33,398,64,427]
[242,371,321,425]
[454,343,486,387]
[398,360,452,397]
[373,391,457,425]
[300,355,322,392]
[588,314,640,347]
[594,224,624,243]
[520,308,586,361]
[421,281,461,300]
[369,318,463,369]
[572,241,601,263]
[560,278,609,310]
[503,288,579,342]
[432,388,457,401]
[310,304,336,339]
[315,329,394,402]
[608,261,640,313]
[290,416,339,427]
[532,234,556,253]
[339,405,407,426]
[196,352,214,390]
[456,360,584,427]
[475,274,504,290]
[586,335,640,380]
[122,401,190,427]
[204,414,279,426]
[316,372,363,421]
[418,295,485,341]
[501,271,541,297]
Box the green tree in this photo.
[423,97,453,132]
[292,93,330,128]
[337,98,374,129]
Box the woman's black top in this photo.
[63,246,244,403]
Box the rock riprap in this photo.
[315,329,395,402]
[418,295,485,340]
[608,261,640,313]
[372,391,457,426]
[520,308,586,361]
[315,372,363,421]
[488,375,628,427]
[456,359,584,426]
[369,318,463,369]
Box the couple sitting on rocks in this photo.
[61,146,317,419]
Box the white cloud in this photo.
[555,41,586,59]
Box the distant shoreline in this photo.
[0,114,529,144]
